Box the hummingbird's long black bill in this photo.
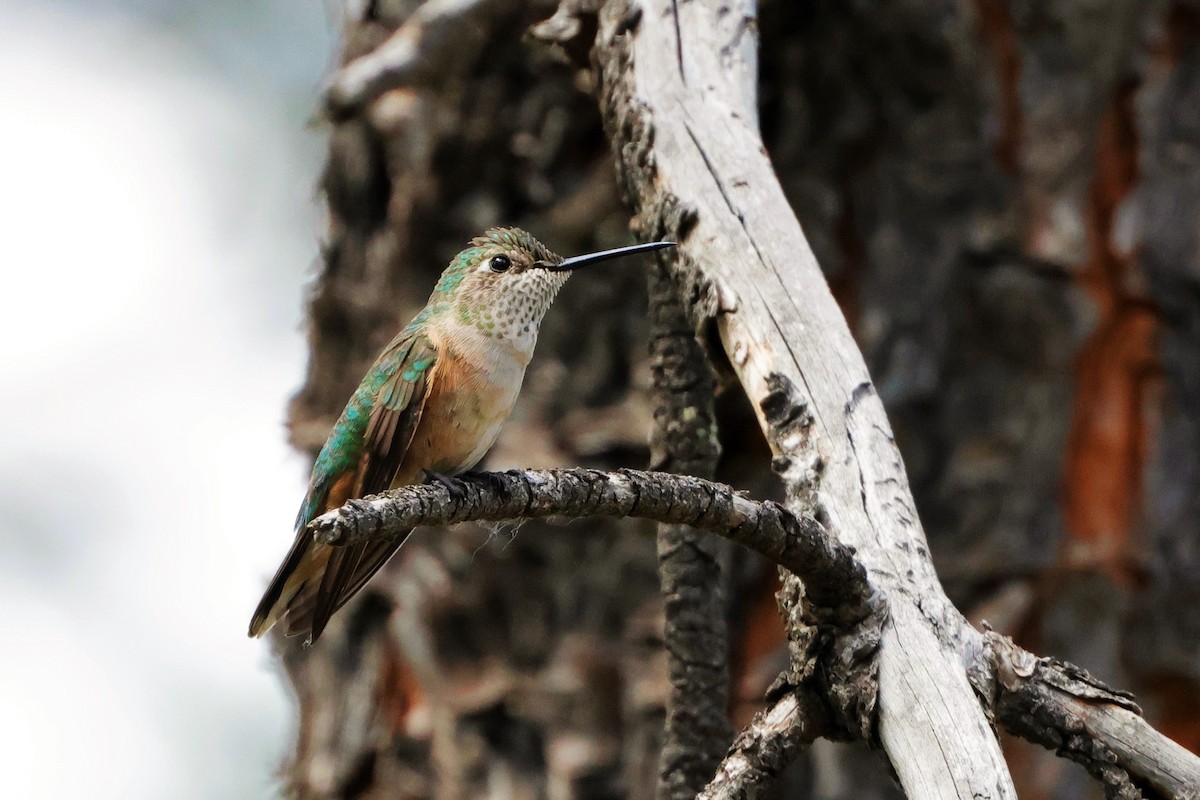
[547,240,675,271]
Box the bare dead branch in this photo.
[697,689,830,800]
[977,632,1200,800]
[589,0,1015,795]
[304,469,1200,800]
[647,258,734,797]
[309,468,877,628]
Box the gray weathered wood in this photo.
[1093,711,1200,799]
[697,689,829,800]
[590,1,1016,796]
[306,466,1200,799]
[277,1,1200,797]
[984,632,1200,800]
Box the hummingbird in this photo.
[249,227,673,643]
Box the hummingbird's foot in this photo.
[458,469,509,494]
[424,471,461,493]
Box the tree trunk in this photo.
[269,1,1200,798]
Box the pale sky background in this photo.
[0,1,334,797]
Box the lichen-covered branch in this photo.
[310,468,875,627]
[647,256,734,798]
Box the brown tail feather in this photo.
[248,530,320,637]
[252,531,414,642]
[305,533,412,642]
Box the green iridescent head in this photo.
[429,227,675,345]
[433,228,561,298]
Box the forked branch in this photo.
[308,469,1199,799]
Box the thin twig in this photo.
[697,689,830,800]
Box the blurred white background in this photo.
[0,1,333,796]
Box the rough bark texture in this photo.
[646,260,734,800]
[697,690,829,800]
[302,468,1196,799]
[309,469,870,619]
[588,0,1018,796]
[984,632,1200,800]
[270,1,1200,798]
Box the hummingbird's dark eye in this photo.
[489,255,511,273]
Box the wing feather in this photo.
[306,336,438,640]
[250,333,438,642]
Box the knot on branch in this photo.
[987,631,1141,715]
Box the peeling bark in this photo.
[985,632,1200,800]
[697,690,829,800]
